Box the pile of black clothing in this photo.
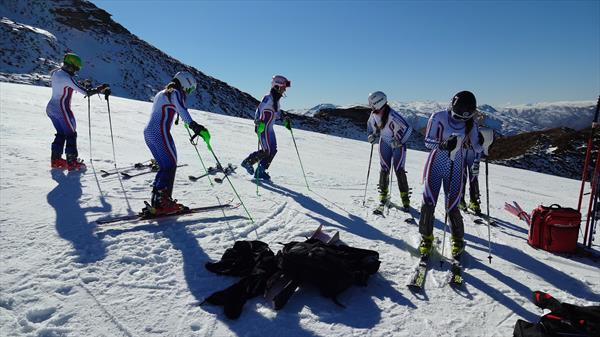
[514,291,600,337]
[201,238,381,319]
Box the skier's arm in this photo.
[469,123,483,154]
[394,116,413,145]
[172,90,193,125]
[424,114,441,150]
[66,75,90,95]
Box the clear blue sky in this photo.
[92,0,600,109]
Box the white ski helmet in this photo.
[368,91,387,111]
[271,75,291,91]
[173,71,197,95]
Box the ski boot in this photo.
[374,171,390,215]
[451,236,465,258]
[143,188,187,216]
[468,200,481,215]
[256,167,271,180]
[400,191,410,211]
[458,199,467,211]
[418,234,434,256]
[241,158,255,175]
[66,156,86,171]
[51,158,68,169]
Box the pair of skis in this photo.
[95,198,238,225]
[407,253,464,290]
[188,163,237,183]
[100,160,188,180]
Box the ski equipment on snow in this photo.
[95,200,237,225]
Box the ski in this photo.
[100,160,154,177]
[214,164,238,184]
[95,200,237,225]
[407,254,429,290]
[189,163,236,182]
[121,164,188,179]
[188,166,220,181]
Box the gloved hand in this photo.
[439,135,458,151]
[367,133,379,144]
[472,160,480,176]
[255,120,266,135]
[189,121,210,143]
[282,117,291,130]
[391,138,401,149]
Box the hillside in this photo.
[0,0,258,118]
[1,82,599,337]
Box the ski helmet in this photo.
[368,91,387,111]
[450,90,477,120]
[63,53,82,71]
[271,75,291,93]
[173,71,197,95]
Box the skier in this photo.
[458,141,482,214]
[46,52,110,171]
[241,75,291,180]
[366,91,413,212]
[418,91,483,258]
[142,71,209,215]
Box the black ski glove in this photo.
[439,136,458,151]
[189,120,207,136]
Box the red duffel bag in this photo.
[528,204,581,253]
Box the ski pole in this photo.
[198,135,258,239]
[288,127,310,191]
[583,150,600,247]
[88,95,93,163]
[185,125,213,187]
[105,92,133,211]
[577,96,599,212]
[362,144,375,206]
[485,157,493,263]
[440,158,455,268]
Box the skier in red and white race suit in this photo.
[241,75,291,181]
[46,52,109,171]
[142,71,209,215]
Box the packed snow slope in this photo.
[1,82,599,337]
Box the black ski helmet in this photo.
[450,90,477,120]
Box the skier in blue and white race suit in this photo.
[241,75,291,180]
[418,91,484,258]
[46,52,109,171]
[366,91,413,209]
[143,71,209,215]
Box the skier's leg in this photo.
[145,130,177,208]
[419,151,445,254]
[393,144,410,207]
[259,128,277,171]
[378,140,393,205]
[449,208,465,257]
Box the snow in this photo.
[1,82,599,337]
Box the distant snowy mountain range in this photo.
[0,0,597,180]
[290,100,597,136]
